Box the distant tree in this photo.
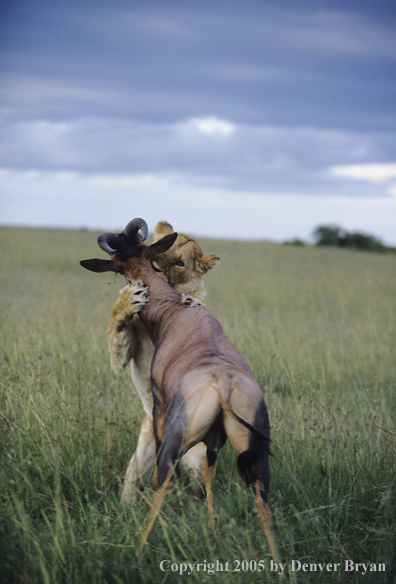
[346,232,386,253]
[283,238,306,246]
[312,225,342,246]
[312,224,388,253]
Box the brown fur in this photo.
[105,222,219,501]
[81,224,280,563]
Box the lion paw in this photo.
[181,293,203,307]
[113,280,149,322]
[123,279,149,313]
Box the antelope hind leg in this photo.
[141,398,185,549]
[254,481,281,565]
[140,467,173,550]
[202,449,217,528]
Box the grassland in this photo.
[0,226,395,583]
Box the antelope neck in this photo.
[132,265,182,345]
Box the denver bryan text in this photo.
[289,560,385,574]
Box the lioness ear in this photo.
[196,254,220,274]
[154,221,174,242]
[80,258,116,273]
[149,232,178,258]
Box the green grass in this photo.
[1,226,395,583]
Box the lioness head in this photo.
[152,221,220,302]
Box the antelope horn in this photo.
[97,232,120,254]
[123,218,148,241]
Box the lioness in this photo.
[106,221,219,501]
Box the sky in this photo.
[1,0,396,244]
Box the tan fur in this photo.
[118,260,279,563]
[151,221,219,301]
[105,222,219,501]
[81,220,279,564]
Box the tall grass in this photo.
[1,226,395,583]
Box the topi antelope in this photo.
[107,220,219,502]
[81,218,280,561]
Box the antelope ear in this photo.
[80,258,115,273]
[148,232,178,258]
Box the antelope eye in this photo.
[175,260,184,267]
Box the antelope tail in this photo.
[215,375,272,456]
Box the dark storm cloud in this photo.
[1,114,395,198]
[1,0,395,128]
[1,0,396,242]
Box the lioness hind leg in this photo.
[179,442,206,496]
[121,416,156,503]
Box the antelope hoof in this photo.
[208,515,217,530]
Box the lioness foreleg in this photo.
[106,280,149,373]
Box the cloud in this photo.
[1,0,395,245]
[275,10,396,58]
[186,117,235,136]
[331,162,396,182]
[2,166,396,244]
[1,113,394,200]
[330,162,396,199]
[2,1,395,130]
